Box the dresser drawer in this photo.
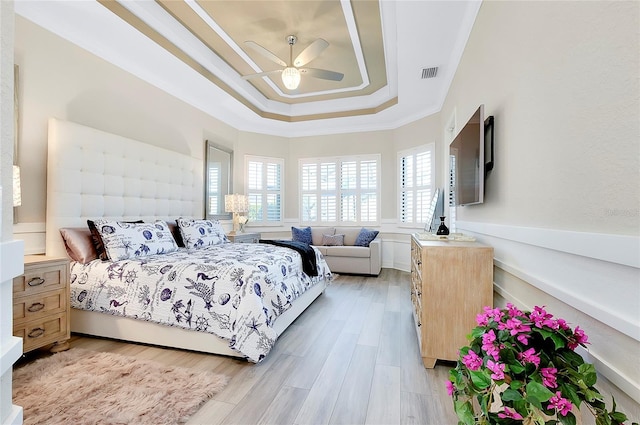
[13,290,67,325]
[14,313,69,353]
[13,261,67,297]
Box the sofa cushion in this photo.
[292,226,312,244]
[355,228,379,247]
[325,246,371,258]
[311,227,335,246]
[334,227,361,246]
[322,234,344,246]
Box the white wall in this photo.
[442,0,639,416]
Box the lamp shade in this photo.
[281,67,301,90]
[225,194,248,213]
[13,165,22,207]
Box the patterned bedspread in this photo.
[69,243,332,362]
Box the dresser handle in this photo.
[27,277,45,286]
[28,302,45,312]
[28,328,45,338]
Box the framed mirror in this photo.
[205,140,232,220]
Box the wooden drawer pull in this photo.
[27,277,45,287]
[27,302,45,312]
[28,328,45,338]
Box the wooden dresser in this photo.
[13,255,71,353]
[410,234,494,368]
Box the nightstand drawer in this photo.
[14,312,69,353]
[13,291,67,325]
[13,262,67,297]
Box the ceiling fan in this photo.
[242,35,344,91]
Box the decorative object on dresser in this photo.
[13,348,229,425]
[13,255,70,353]
[410,234,493,368]
[227,232,260,243]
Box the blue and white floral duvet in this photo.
[69,243,332,362]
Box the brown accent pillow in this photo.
[87,219,143,261]
[59,227,98,264]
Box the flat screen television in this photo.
[449,104,492,206]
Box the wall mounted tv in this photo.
[449,104,494,206]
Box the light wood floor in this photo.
[34,269,460,425]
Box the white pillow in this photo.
[176,218,229,249]
[91,219,178,261]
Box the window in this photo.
[245,155,283,225]
[300,155,380,225]
[398,144,435,226]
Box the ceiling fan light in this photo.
[282,67,301,90]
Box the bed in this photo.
[45,118,331,362]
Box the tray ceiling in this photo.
[15,0,482,137]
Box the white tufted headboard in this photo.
[46,118,203,257]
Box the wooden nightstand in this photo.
[13,255,71,353]
[227,232,260,243]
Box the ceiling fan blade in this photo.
[300,68,344,82]
[293,38,329,67]
[242,69,283,80]
[245,41,287,67]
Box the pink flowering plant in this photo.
[447,304,637,425]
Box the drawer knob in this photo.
[28,302,45,312]
[27,277,45,287]
[28,328,45,338]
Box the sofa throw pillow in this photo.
[291,226,312,245]
[322,234,344,246]
[87,219,143,261]
[176,218,229,249]
[354,228,379,247]
[91,219,178,261]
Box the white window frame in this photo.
[299,154,381,226]
[397,143,435,228]
[245,155,284,226]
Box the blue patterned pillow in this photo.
[354,228,379,247]
[176,218,229,249]
[291,226,312,245]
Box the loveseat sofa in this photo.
[292,226,382,276]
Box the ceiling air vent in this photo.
[421,67,438,79]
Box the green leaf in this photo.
[454,400,475,425]
[470,370,492,389]
[558,412,577,425]
[509,362,526,374]
[525,394,543,410]
[559,383,581,408]
[549,333,566,350]
[610,411,628,422]
[501,388,523,402]
[577,363,598,387]
[471,327,486,339]
[526,381,555,403]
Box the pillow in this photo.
[176,218,229,249]
[322,234,344,246]
[88,219,143,261]
[354,228,379,247]
[311,227,334,246]
[291,226,312,245]
[90,219,178,261]
[59,227,98,264]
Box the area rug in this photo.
[13,348,228,425]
